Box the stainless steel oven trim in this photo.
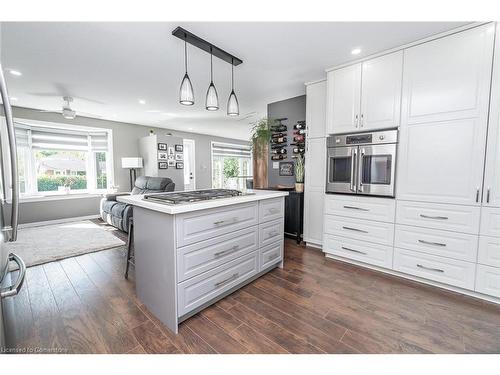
[356,143,397,197]
[326,145,358,194]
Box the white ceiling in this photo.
[1,22,468,140]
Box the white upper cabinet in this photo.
[483,25,500,207]
[397,24,495,206]
[305,80,327,138]
[360,51,403,130]
[326,63,361,134]
[326,51,403,135]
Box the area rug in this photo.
[6,220,125,267]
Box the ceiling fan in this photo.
[38,96,102,120]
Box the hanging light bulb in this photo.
[179,34,194,106]
[227,58,239,116]
[205,47,219,111]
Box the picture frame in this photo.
[168,146,175,156]
[175,153,183,161]
[175,144,183,152]
[279,161,294,176]
[167,155,175,161]
[176,162,184,169]
[158,151,168,160]
[167,160,175,167]
[158,162,168,169]
[157,143,167,151]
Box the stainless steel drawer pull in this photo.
[487,188,490,203]
[419,214,448,220]
[213,217,237,226]
[268,230,279,238]
[342,226,368,233]
[268,208,279,214]
[341,246,367,255]
[268,253,280,261]
[214,245,240,258]
[343,205,369,211]
[417,264,444,273]
[418,239,446,247]
[214,273,239,288]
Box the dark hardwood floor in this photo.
[3,233,500,354]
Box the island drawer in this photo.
[480,207,500,238]
[259,218,284,248]
[393,248,476,290]
[323,234,393,269]
[175,202,259,247]
[324,195,396,223]
[394,224,478,262]
[259,198,284,223]
[260,240,283,270]
[324,215,394,246]
[177,226,259,282]
[478,236,500,268]
[177,251,259,316]
[475,264,500,298]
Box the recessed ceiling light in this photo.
[188,128,193,131]
[9,69,22,76]
[146,110,162,113]
[10,97,18,102]
[138,99,146,105]
[351,48,362,55]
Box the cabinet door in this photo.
[398,25,494,205]
[306,80,327,138]
[303,138,326,246]
[483,25,500,207]
[360,51,403,130]
[326,63,361,135]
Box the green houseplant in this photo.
[250,118,274,188]
[295,154,305,192]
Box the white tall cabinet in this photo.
[326,51,403,135]
[303,80,326,247]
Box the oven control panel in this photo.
[327,129,398,148]
[346,134,372,144]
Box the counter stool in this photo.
[125,218,134,279]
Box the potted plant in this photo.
[250,118,274,188]
[223,157,240,189]
[295,154,305,192]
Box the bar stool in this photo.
[125,217,134,279]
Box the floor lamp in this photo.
[121,157,143,191]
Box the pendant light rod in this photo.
[210,47,214,82]
[172,26,243,66]
[231,58,234,89]
[184,33,188,73]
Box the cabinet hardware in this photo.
[487,188,490,203]
[360,114,364,127]
[342,226,368,233]
[268,208,279,214]
[341,246,367,255]
[418,239,446,247]
[214,273,239,288]
[354,114,359,127]
[213,217,237,226]
[343,205,369,211]
[214,245,239,258]
[267,253,280,261]
[419,214,448,220]
[476,187,480,203]
[268,230,279,238]
[417,264,444,273]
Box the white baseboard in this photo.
[18,215,101,229]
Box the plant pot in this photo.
[295,183,304,193]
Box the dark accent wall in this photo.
[267,95,306,187]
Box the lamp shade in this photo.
[121,157,143,169]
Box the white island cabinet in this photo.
[118,190,287,334]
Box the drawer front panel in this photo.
[324,215,395,246]
[325,194,396,223]
[393,248,476,290]
[396,201,480,234]
[176,202,258,247]
[475,264,500,298]
[394,224,478,262]
[178,252,259,316]
[323,234,393,269]
[478,236,500,268]
[259,198,284,223]
[177,226,259,282]
[259,218,284,248]
[480,207,500,238]
[260,241,283,270]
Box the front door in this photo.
[183,139,196,191]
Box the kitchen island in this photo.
[118,189,288,334]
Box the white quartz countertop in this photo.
[117,189,289,215]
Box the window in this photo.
[12,121,113,197]
[211,142,252,190]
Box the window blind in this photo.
[212,142,251,158]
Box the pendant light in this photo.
[179,34,194,106]
[227,58,239,116]
[205,47,219,111]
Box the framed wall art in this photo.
[158,162,168,169]
[175,144,183,152]
[279,161,294,176]
[157,143,167,151]
[176,162,184,169]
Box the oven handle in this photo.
[350,148,357,192]
[357,148,365,193]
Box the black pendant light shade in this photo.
[227,60,239,116]
[179,36,194,106]
[205,48,219,111]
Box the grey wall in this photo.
[267,95,306,187]
[4,106,249,224]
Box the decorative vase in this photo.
[295,182,304,192]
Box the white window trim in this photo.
[210,141,253,189]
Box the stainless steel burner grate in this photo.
[143,189,245,205]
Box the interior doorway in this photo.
[183,139,196,191]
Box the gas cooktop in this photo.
[142,189,250,205]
